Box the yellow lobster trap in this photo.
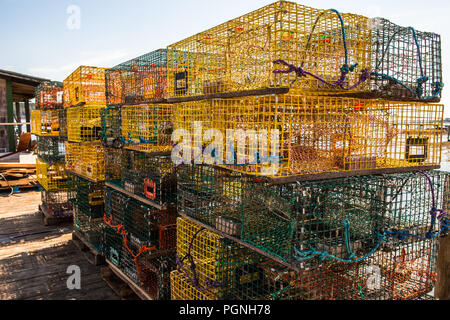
[167,1,372,99]
[36,157,68,191]
[31,110,60,137]
[67,105,103,143]
[65,142,106,182]
[172,94,443,181]
[63,66,106,108]
[120,104,174,154]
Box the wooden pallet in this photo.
[100,267,139,300]
[71,230,105,266]
[38,204,73,226]
[102,259,153,300]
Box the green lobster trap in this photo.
[103,187,178,299]
[41,190,73,218]
[106,49,167,105]
[107,150,177,207]
[178,164,449,269]
[36,136,66,162]
[68,173,105,219]
[35,81,64,110]
[369,18,443,102]
[100,106,123,149]
[73,206,104,252]
[58,108,68,140]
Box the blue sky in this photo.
[1,0,449,115]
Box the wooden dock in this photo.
[0,191,119,300]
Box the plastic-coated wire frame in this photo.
[177,164,448,268]
[36,157,68,191]
[103,187,177,299]
[58,109,68,140]
[35,81,64,110]
[68,173,105,219]
[107,149,177,207]
[100,106,123,148]
[41,190,73,218]
[167,1,372,98]
[73,206,104,252]
[173,94,443,179]
[63,66,106,108]
[31,110,60,137]
[106,49,167,105]
[369,18,442,102]
[67,105,103,143]
[36,136,66,162]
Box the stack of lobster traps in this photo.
[63,66,114,259]
[101,49,178,300]
[169,0,447,300]
[31,81,73,226]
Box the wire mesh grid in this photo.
[67,105,103,143]
[119,150,177,206]
[173,94,443,179]
[41,190,73,218]
[121,104,174,154]
[63,66,106,108]
[36,157,68,191]
[35,81,64,110]
[73,206,104,252]
[31,109,60,137]
[58,108,68,140]
[106,49,167,105]
[36,136,66,162]
[65,142,108,182]
[369,18,442,102]
[167,1,372,98]
[68,173,105,219]
[100,106,123,148]
[103,187,178,299]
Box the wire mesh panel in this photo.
[106,49,167,105]
[118,150,177,206]
[58,109,68,140]
[103,187,178,299]
[36,136,66,162]
[65,142,108,182]
[68,173,105,219]
[63,66,106,108]
[100,106,123,148]
[67,105,103,143]
[41,190,73,218]
[173,94,443,180]
[167,1,372,99]
[370,18,442,102]
[35,81,64,110]
[73,206,104,252]
[31,109,60,137]
[121,104,173,154]
[36,157,68,191]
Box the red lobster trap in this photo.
[35,81,64,110]
[106,49,167,105]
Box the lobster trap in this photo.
[369,18,442,102]
[35,81,64,110]
[68,173,105,219]
[36,136,65,162]
[58,108,68,140]
[41,190,73,218]
[108,150,177,207]
[63,66,106,108]
[100,106,122,148]
[167,1,372,99]
[31,109,60,137]
[106,49,167,105]
[67,105,103,143]
[121,104,173,154]
[103,187,178,299]
[65,142,109,182]
[36,157,68,191]
[173,94,443,180]
[73,206,104,252]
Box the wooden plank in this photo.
[105,182,164,210]
[0,163,36,169]
[72,230,105,266]
[105,259,153,300]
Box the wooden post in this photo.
[5,79,15,152]
[15,101,22,136]
[24,100,31,133]
[435,235,450,300]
